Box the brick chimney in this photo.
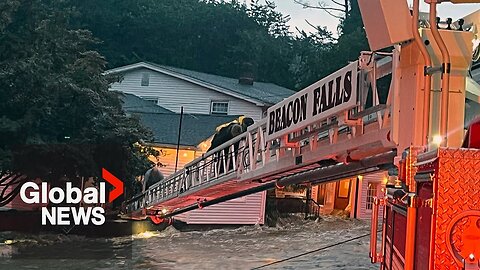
[238,62,255,85]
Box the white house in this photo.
[107,62,295,121]
[109,62,296,226]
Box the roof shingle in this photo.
[154,64,295,105]
[120,93,238,146]
[119,92,173,114]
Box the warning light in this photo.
[432,135,443,146]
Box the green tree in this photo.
[292,0,368,88]
[0,0,155,206]
[225,1,296,88]
[294,0,349,19]
[70,0,369,91]
[334,0,369,66]
[289,26,336,89]
[72,0,298,89]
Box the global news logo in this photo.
[19,168,123,226]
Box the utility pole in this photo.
[174,107,184,173]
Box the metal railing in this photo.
[304,198,322,219]
[125,120,272,213]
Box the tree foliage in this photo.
[294,0,349,19]
[71,0,293,88]
[70,0,367,90]
[291,0,369,88]
[0,0,155,200]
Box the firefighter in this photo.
[208,116,254,172]
[143,162,165,191]
[208,116,254,152]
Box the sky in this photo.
[267,0,480,35]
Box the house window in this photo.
[141,97,158,105]
[337,179,350,198]
[366,182,377,210]
[141,73,150,86]
[211,101,229,115]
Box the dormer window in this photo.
[141,97,158,105]
[141,73,150,86]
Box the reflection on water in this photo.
[0,216,377,270]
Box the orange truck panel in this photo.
[432,148,480,269]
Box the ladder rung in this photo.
[350,104,387,120]
[289,121,338,143]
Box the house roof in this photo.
[119,93,237,146]
[118,92,173,114]
[132,112,240,147]
[106,62,296,106]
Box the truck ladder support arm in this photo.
[414,0,433,146]
[429,0,451,146]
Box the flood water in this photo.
[0,216,377,270]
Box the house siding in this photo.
[110,68,264,121]
[356,171,386,220]
[151,147,198,177]
[151,144,266,225]
[175,191,266,225]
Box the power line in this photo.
[251,231,375,269]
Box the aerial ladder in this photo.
[122,0,480,268]
[122,55,397,221]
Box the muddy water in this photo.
[0,216,377,270]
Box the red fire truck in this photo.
[362,1,480,269]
